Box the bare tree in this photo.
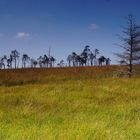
[7,55,13,69]
[93,49,99,66]
[89,52,94,66]
[98,56,106,66]
[81,45,91,66]
[71,52,77,66]
[49,56,56,67]
[0,55,7,69]
[43,54,49,67]
[37,56,43,68]
[115,15,140,77]
[0,58,5,69]
[11,50,20,69]
[22,54,30,68]
[67,54,72,67]
[106,58,111,65]
[57,60,64,67]
[31,59,38,68]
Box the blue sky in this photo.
[0,0,140,64]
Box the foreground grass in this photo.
[0,67,140,140]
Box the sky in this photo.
[0,0,140,64]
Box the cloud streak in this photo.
[90,23,100,30]
[16,32,30,39]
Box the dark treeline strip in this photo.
[0,46,111,70]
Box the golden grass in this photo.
[0,66,118,86]
[0,66,140,140]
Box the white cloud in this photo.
[90,23,100,30]
[16,32,30,39]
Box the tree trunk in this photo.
[15,59,16,69]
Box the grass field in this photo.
[0,66,140,140]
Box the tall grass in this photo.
[0,66,140,140]
[0,66,117,86]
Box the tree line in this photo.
[64,46,110,67]
[0,46,111,69]
[0,50,56,69]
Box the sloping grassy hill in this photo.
[0,66,140,140]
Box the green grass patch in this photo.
[0,67,140,139]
